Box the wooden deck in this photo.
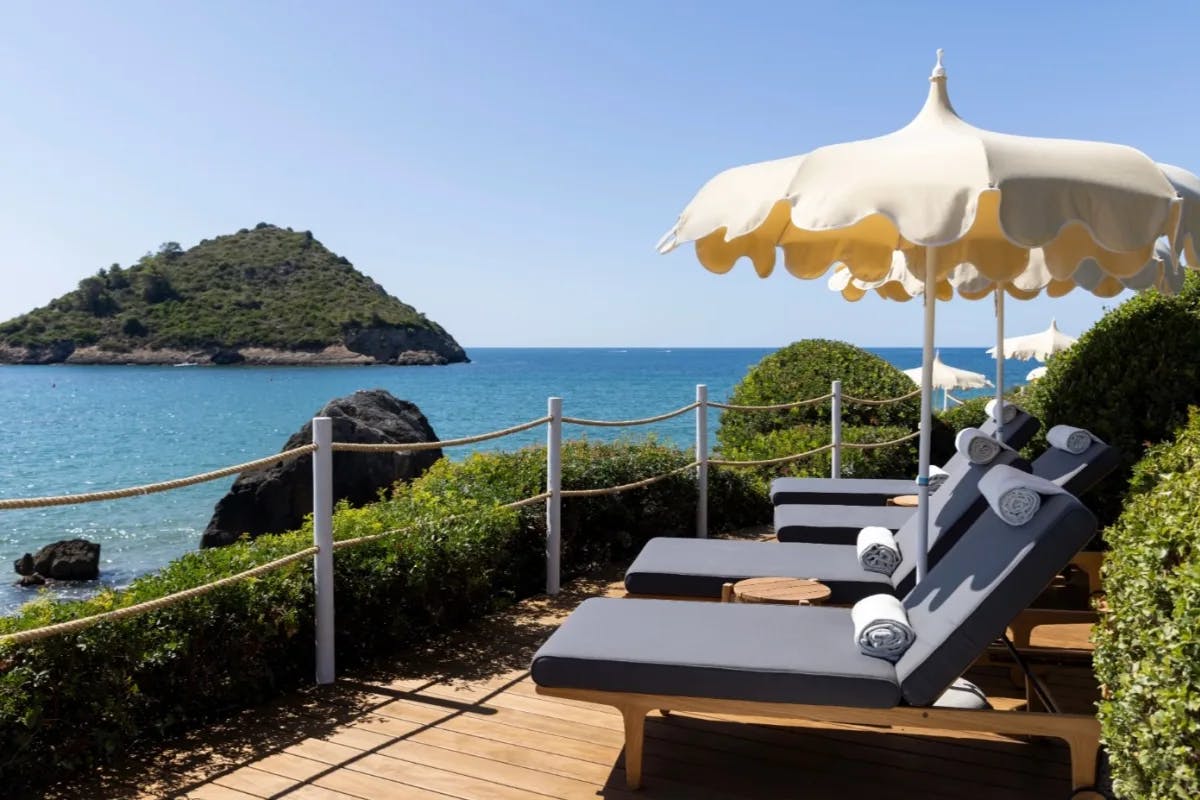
[57,567,1100,800]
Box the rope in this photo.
[559,462,699,498]
[331,416,551,453]
[504,491,552,509]
[0,445,318,511]
[841,430,921,449]
[842,387,922,405]
[0,546,319,647]
[563,402,698,427]
[709,394,833,411]
[709,444,833,468]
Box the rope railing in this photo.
[709,443,834,468]
[563,402,698,427]
[331,416,551,453]
[841,430,922,449]
[559,462,700,498]
[0,546,319,647]
[709,393,833,411]
[842,386,922,405]
[0,445,318,511]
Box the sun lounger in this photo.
[534,476,1103,794]
[775,428,1025,543]
[769,405,1040,507]
[627,454,1023,601]
[775,434,1116,543]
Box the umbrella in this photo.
[1026,366,1048,381]
[658,50,1195,581]
[988,319,1078,361]
[903,352,993,410]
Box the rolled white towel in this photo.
[955,426,1002,465]
[851,594,916,662]
[986,399,1019,424]
[928,465,950,493]
[857,526,902,577]
[1046,424,1096,455]
[978,464,1067,526]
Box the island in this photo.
[0,223,468,366]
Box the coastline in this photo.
[0,344,463,366]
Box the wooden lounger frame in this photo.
[536,685,1103,797]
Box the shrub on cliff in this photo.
[0,437,762,793]
[716,340,920,484]
[1021,273,1200,526]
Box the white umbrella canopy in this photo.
[988,319,1078,361]
[1026,366,1048,381]
[658,50,1197,581]
[903,352,993,410]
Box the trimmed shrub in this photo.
[1095,408,1200,799]
[0,438,762,793]
[1023,273,1200,527]
[716,340,920,485]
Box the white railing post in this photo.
[546,397,563,595]
[695,384,708,539]
[311,416,335,685]
[830,380,842,479]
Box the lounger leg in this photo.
[1008,617,1035,650]
[620,705,648,789]
[1072,551,1105,597]
[1064,723,1101,793]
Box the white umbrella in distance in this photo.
[988,318,1078,361]
[1026,366,1048,381]
[658,50,1194,582]
[903,352,993,410]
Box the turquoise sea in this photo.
[0,347,1036,613]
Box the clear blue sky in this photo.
[2,1,1196,348]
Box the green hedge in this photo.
[716,340,920,486]
[1023,273,1200,526]
[1095,408,1200,799]
[0,438,764,795]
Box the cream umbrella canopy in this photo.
[902,352,993,410]
[1026,366,1048,381]
[988,319,1078,361]
[658,50,1191,581]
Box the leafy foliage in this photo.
[716,340,920,485]
[1095,408,1200,799]
[0,225,452,352]
[0,438,763,793]
[1022,273,1200,526]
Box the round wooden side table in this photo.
[721,577,832,606]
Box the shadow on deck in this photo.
[58,565,1097,800]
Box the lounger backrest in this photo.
[888,449,1030,595]
[1031,439,1120,495]
[893,490,1096,706]
[943,410,1039,473]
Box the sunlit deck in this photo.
[62,565,1099,800]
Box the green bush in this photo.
[0,438,762,794]
[715,340,920,486]
[1023,273,1200,526]
[1095,408,1200,799]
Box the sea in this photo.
[0,346,1037,614]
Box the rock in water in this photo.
[201,389,442,547]
[16,539,101,580]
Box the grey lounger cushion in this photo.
[775,504,914,544]
[896,493,1097,705]
[625,537,892,602]
[771,477,914,507]
[532,599,902,707]
[1035,439,1120,494]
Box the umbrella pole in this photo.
[994,289,1005,442]
[916,247,937,582]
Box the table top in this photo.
[732,576,832,605]
[888,494,919,507]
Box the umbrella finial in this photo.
[930,49,946,81]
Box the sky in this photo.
[1,1,1197,349]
